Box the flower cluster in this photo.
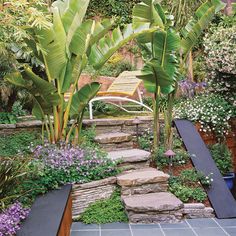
[199,172,214,187]
[204,26,236,75]
[174,94,234,136]
[33,143,119,184]
[0,202,29,236]
[178,80,207,98]
[34,143,86,170]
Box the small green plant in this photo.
[156,148,190,168]
[0,131,41,157]
[0,156,31,209]
[84,59,135,78]
[209,143,233,175]
[169,183,207,203]
[180,169,213,187]
[79,189,128,224]
[0,112,17,124]
[169,169,210,203]
[12,101,27,117]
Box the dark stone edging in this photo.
[17,185,72,236]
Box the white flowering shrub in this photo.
[204,25,236,75]
[174,94,234,136]
[203,18,236,106]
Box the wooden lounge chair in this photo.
[89,71,153,119]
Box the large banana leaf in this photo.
[137,29,180,95]
[5,67,60,119]
[89,24,157,70]
[70,82,101,119]
[181,0,225,56]
[132,0,166,29]
[35,8,67,82]
[53,0,90,34]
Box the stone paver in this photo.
[107,149,151,163]
[71,218,234,236]
[95,132,132,144]
[122,192,183,212]
[117,168,169,187]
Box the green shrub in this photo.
[0,112,17,124]
[0,132,41,157]
[209,143,233,175]
[169,169,211,203]
[12,101,27,117]
[87,0,141,26]
[85,59,135,78]
[0,156,31,209]
[79,189,128,224]
[169,183,207,203]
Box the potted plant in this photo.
[210,143,234,190]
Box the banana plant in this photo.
[5,0,157,144]
[133,0,225,152]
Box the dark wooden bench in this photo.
[17,185,72,236]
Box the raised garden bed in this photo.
[16,185,72,236]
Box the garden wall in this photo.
[72,177,117,218]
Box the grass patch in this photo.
[78,189,128,224]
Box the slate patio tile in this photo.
[71,231,100,236]
[186,218,218,228]
[223,227,236,236]
[132,229,164,236]
[71,222,99,231]
[160,221,189,229]
[101,222,130,230]
[194,227,228,236]
[130,224,160,229]
[101,230,132,236]
[215,218,236,227]
[162,228,196,236]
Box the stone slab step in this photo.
[107,149,151,163]
[117,168,169,187]
[95,132,132,144]
[123,192,183,213]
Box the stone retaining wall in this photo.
[72,177,117,218]
[0,117,154,136]
[183,203,215,219]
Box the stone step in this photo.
[117,168,169,195]
[107,149,151,163]
[122,192,184,223]
[107,149,151,170]
[95,132,132,144]
[117,168,169,187]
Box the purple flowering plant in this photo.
[33,142,119,185]
[178,80,207,98]
[0,202,29,236]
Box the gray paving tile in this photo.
[163,228,196,236]
[71,222,99,231]
[194,227,228,236]
[216,218,236,227]
[130,224,160,229]
[71,231,100,236]
[223,227,236,236]
[101,222,129,230]
[132,229,164,236]
[186,218,218,228]
[101,230,131,236]
[160,221,189,229]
